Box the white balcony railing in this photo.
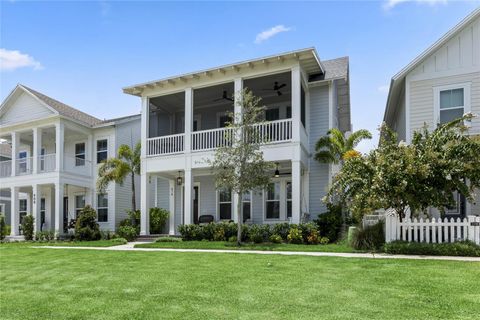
[146,119,293,156]
[147,133,185,156]
[192,127,234,151]
[0,160,11,177]
[39,153,56,173]
[16,157,33,175]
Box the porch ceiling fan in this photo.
[274,162,291,177]
[263,81,287,96]
[213,90,234,102]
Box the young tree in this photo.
[97,142,141,211]
[209,89,273,245]
[327,114,480,221]
[314,128,372,164]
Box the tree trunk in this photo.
[237,193,243,246]
[131,172,136,212]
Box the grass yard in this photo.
[0,245,479,320]
[0,239,127,248]
[135,240,364,253]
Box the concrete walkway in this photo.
[34,242,480,262]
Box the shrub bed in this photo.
[178,222,325,245]
[155,237,181,243]
[384,241,480,257]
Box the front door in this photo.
[63,197,69,233]
[193,186,199,224]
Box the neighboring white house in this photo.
[0,84,141,236]
[383,8,480,218]
[123,48,351,235]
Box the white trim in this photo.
[263,178,291,222]
[0,203,5,214]
[433,82,471,125]
[95,137,109,164]
[405,74,411,143]
[96,192,109,223]
[216,186,232,221]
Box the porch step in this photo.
[135,234,178,242]
[4,235,25,242]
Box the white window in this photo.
[96,139,108,164]
[242,192,251,222]
[218,188,232,220]
[39,148,46,171]
[18,151,28,173]
[265,182,281,219]
[75,143,85,166]
[97,194,108,222]
[286,181,292,219]
[434,83,471,125]
[0,203,5,215]
[40,198,46,229]
[74,195,85,218]
[446,191,461,215]
[19,199,27,224]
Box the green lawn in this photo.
[0,245,479,319]
[135,240,364,253]
[0,238,127,248]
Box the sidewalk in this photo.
[34,242,480,262]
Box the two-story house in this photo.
[0,85,141,237]
[123,48,351,235]
[383,8,480,218]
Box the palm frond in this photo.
[346,129,372,150]
[314,151,338,164]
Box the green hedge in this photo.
[178,222,323,245]
[384,241,480,257]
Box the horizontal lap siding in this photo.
[308,86,330,219]
[0,93,53,126]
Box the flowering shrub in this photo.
[287,227,303,244]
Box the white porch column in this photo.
[11,131,19,176]
[141,97,148,158]
[85,187,93,207]
[32,184,41,233]
[140,172,151,235]
[54,182,64,237]
[232,193,240,223]
[55,122,64,172]
[45,186,53,231]
[10,187,19,236]
[232,78,243,223]
[184,169,193,225]
[169,179,175,235]
[291,160,302,224]
[184,88,193,153]
[32,127,42,174]
[291,66,301,142]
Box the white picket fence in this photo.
[385,210,480,245]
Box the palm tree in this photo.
[97,142,141,211]
[314,128,372,164]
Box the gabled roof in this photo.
[20,85,103,127]
[384,8,480,123]
[123,47,325,96]
[309,56,349,82]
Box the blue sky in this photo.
[1,0,479,152]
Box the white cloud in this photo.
[378,84,390,93]
[0,48,43,71]
[99,0,111,17]
[383,0,448,10]
[255,25,291,44]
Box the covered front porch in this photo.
[3,181,99,237]
[141,160,308,235]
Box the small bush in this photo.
[306,230,320,245]
[150,207,169,234]
[0,214,6,240]
[75,206,101,241]
[228,236,237,243]
[384,241,480,257]
[110,238,128,244]
[350,221,384,251]
[155,237,181,243]
[35,231,55,242]
[272,223,290,241]
[269,234,283,244]
[100,230,117,240]
[248,224,270,243]
[126,209,141,234]
[299,222,318,244]
[117,225,137,242]
[178,224,202,241]
[22,215,35,241]
[314,204,343,243]
[319,237,329,245]
[213,227,226,241]
[287,227,303,244]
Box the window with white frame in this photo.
[265,182,281,219]
[18,151,27,173]
[97,194,108,222]
[19,199,27,224]
[0,203,5,215]
[96,139,108,164]
[242,192,251,221]
[75,143,85,166]
[218,188,232,220]
[446,191,461,215]
[40,148,46,171]
[75,195,85,218]
[40,198,46,228]
[286,181,292,219]
[435,84,471,125]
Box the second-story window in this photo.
[75,143,85,166]
[439,88,464,124]
[97,139,108,164]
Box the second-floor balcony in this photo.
[146,119,293,156]
[0,154,93,178]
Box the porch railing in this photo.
[147,133,185,156]
[0,160,11,177]
[16,157,33,175]
[192,127,234,151]
[250,119,292,144]
[39,153,56,173]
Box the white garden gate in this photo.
[384,209,480,245]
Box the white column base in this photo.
[140,173,150,235]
